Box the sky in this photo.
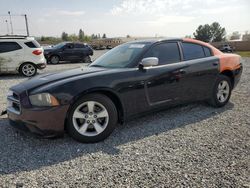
[0,0,249,38]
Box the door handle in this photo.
[179,69,186,74]
[213,62,219,66]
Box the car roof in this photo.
[127,37,182,44]
[127,37,222,56]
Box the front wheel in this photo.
[66,94,118,143]
[19,63,37,77]
[208,75,232,107]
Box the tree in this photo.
[84,35,91,42]
[78,29,85,41]
[242,31,250,41]
[193,22,226,42]
[126,34,130,38]
[61,32,69,41]
[193,24,212,42]
[41,36,46,41]
[230,31,241,40]
[68,34,78,41]
[210,22,226,42]
[102,33,107,38]
[98,33,101,39]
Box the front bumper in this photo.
[7,104,69,137]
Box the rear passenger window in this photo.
[182,42,205,60]
[0,42,22,53]
[203,46,212,57]
[143,43,180,65]
[74,43,85,48]
[25,41,40,48]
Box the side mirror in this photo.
[139,57,158,69]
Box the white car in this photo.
[0,35,46,77]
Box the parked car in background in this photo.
[0,35,46,77]
[219,44,234,53]
[90,38,122,50]
[90,44,106,50]
[7,38,242,143]
[44,42,93,64]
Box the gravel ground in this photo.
[0,56,249,187]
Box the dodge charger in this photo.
[7,38,242,143]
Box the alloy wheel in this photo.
[50,56,59,64]
[22,64,36,76]
[72,101,109,136]
[217,80,230,103]
[84,56,91,63]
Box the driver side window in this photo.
[143,42,181,65]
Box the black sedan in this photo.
[7,38,242,143]
[44,42,93,64]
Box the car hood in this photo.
[11,67,107,93]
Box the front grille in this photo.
[7,91,21,115]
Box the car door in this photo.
[62,43,77,61]
[0,42,23,73]
[180,42,219,101]
[139,42,188,106]
[74,43,86,60]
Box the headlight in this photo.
[29,93,59,107]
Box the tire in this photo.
[19,63,37,77]
[83,56,92,63]
[66,94,118,143]
[208,75,232,107]
[50,55,60,64]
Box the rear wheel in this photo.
[67,94,117,143]
[50,55,60,64]
[19,63,37,77]
[83,56,91,63]
[208,75,232,107]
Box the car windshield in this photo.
[53,42,66,49]
[90,43,149,68]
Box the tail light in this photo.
[32,50,42,55]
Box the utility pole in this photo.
[24,14,29,36]
[8,11,13,35]
[5,20,9,35]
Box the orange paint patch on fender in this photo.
[216,53,241,72]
